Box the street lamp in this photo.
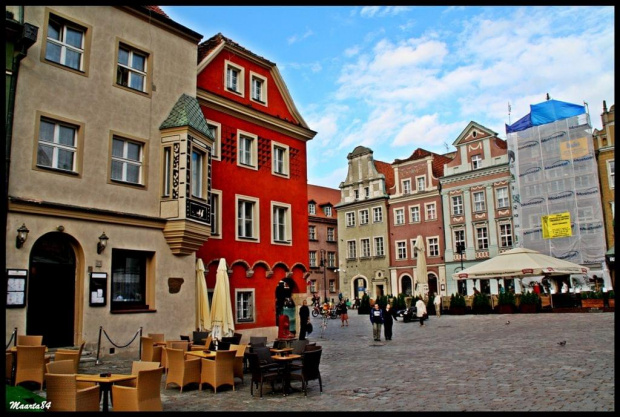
[456,242,465,271]
[320,249,327,304]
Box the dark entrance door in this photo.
[428,275,438,296]
[27,233,76,348]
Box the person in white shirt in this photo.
[415,298,427,327]
[433,293,441,317]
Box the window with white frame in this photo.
[272,202,291,244]
[451,195,463,215]
[473,191,486,212]
[45,13,86,71]
[396,241,407,260]
[236,196,259,240]
[608,160,615,189]
[373,207,383,223]
[410,206,420,222]
[236,290,254,322]
[250,72,267,104]
[347,240,357,259]
[238,131,257,169]
[309,225,316,240]
[324,206,332,217]
[191,148,206,199]
[361,238,371,258]
[454,229,465,253]
[471,154,482,170]
[425,202,437,220]
[428,237,439,257]
[359,209,369,225]
[111,136,143,185]
[374,237,384,256]
[117,43,148,92]
[272,142,289,177]
[329,280,336,292]
[309,251,317,268]
[402,179,411,194]
[417,176,426,191]
[346,212,356,227]
[37,117,78,172]
[496,187,509,209]
[327,227,335,241]
[207,120,221,159]
[309,280,317,293]
[354,189,359,200]
[476,225,489,249]
[210,191,221,237]
[308,202,316,215]
[365,187,370,198]
[499,223,513,247]
[225,60,244,94]
[328,252,336,268]
[395,208,405,225]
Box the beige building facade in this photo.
[6,6,206,357]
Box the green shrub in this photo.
[608,290,615,299]
[358,294,371,314]
[498,292,516,306]
[473,293,490,308]
[520,292,539,305]
[450,293,466,308]
[581,290,603,299]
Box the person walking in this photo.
[415,298,427,327]
[369,303,384,341]
[383,304,395,340]
[339,300,349,327]
[298,299,310,340]
[433,293,441,317]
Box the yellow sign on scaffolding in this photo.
[542,212,572,239]
[560,137,588,159]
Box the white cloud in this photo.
[287,28,315,45]
[344,45,360,57]
[360,6,412,18]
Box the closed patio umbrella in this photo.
[414,235,427,297]
[209,258,235,342]
[196,258,211,331]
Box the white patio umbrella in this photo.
[209,258,235,341]
[195,258,211,331]
[414,235,427,296]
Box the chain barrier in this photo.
[95,326,142,365]
[5,327,17,350]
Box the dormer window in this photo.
[308,202,316,215]
[225,60,244,95]
[250,72,267,105]
[324,206,332,217]
[472,154,482,170]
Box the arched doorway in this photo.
[352,276,368,299]
[27,232,76,347]
[428,273,438,296]
[401,275,413,296]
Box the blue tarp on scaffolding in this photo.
[506,99,586,133]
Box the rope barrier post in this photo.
[138,327,143,360]
[96,326,103,365]
[13,327,18,347]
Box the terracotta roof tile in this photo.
[308,184,341,218]
[198,32,275,66]
[373,160,395,193]
[144,6,169,18]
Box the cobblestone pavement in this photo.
[35,311,614,412]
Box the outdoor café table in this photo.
[271,354,301,396]
[270,347,293,356]
[76,373,136,412]
[185,350,216,360]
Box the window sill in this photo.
[227,87,243,95]
[111,309,157,314]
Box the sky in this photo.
[161,5,615,189]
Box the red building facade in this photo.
[195,34,316,337]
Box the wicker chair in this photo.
[249,336,267,349]
[199,350,236,393]
[147,333,165,344]
[115,361,161,388]
[162,341,189,372]
[17,335,43,346]
[6,352,13,384]
[164,347,201,392]
[45,360,95,389]
[111,367,163,411]
[54,341,85,373]
[190,335,212,352]
[14,345,47,389]
[228,343,247,384]
[140,337,162,364]
[246,352,281,397]
[45,373,101,411]
[289,348,323,396]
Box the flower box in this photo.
[581,299,604,308]
[519,303,537,314]
[498,304,515,314]
[449,306,466,315]
[608,298,615,308]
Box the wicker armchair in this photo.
[54,341,85,373]
[14,345,47,389]
[228,343,247,384]
[289,348,323,396]
[162,341,189,372]
[115,361,161,388]
[46,360,95,389]
[17,335,43,346]
[164,347,201,392]
[246,352,281,397]
[199,350,236,393]
[147,333,165,343]
[45,373,100,411]
[140,336,163,364]
[190,335,212,351]
[111,367,163,411]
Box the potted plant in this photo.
[580,290,604,308]
[472,293,491,314]
[449,293,466,315]
[519,292,539,313]
[497,292,516,314]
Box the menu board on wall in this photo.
[6,269,28,308]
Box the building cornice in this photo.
[439,165,510,187]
